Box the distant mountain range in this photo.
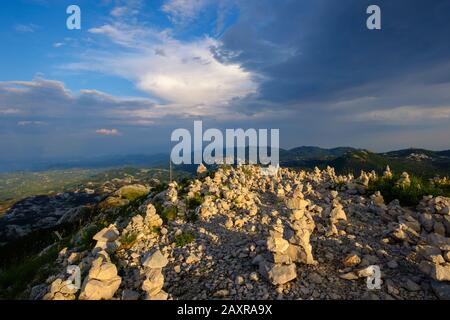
[0,153,169,173]
[280,147,450,178]
[1,146,450,177]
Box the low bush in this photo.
[367,174,449,206]
[186,192,203,210]
[119,231,138,250]
[0,239,68,299]
[161,206,178,223]
[174,232,195,247]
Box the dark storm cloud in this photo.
[221,0,450,104]
[211,0,450,151]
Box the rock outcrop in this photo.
[27,164,450,300]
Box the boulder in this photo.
[343,254,361,267]
[142,250,168,269]
[197,163,208,176]
[267,263,297,285]
[93,225,119,242]
[142,269,165,296]
[43,278,78,300]
[79,278,121,300]
[285,197,308,210]
[266,237,289,254]
[432,264,450,282]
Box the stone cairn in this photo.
[258,187,317,286]
[260,219,297,286]
[79,251,122,300]
[141,250,169,300]
[285,186,316,265]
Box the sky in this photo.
[1,0,450,167]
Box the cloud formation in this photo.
[3,0,450,166]
[80,24,259,116]
[0,78,157,124]
[96,128,121,136]
[14,23,37,33]
[162,0,211,24]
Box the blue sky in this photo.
[1,0,450,167]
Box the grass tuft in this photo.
[0,239,69,299]
[367,174,450,206]
[174,232,195,247]
[186,192,203,210]
[161,206,178,223]
[119,231,138,250]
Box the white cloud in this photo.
[109,0,143,19]
[72,29,259,117]
[61,0,259,119]
[0,108,22,115]
[17,121,46,126]
[162,0,210,24]
[0,78,161,124]
[95,128,121,136]
[88,24,149,48]
[14,23,37,33]
[350,105,450,124]
[111,6,128,17]
[126,37,257,108]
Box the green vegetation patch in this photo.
[161,206,178,223]
[75,222,107,251]
[186,192,203,210]
[174,231,195,247]
[433,178,450,194]
[221,164,233,172]
[0,239,69,299]
[367,174,450,206]
[119,231,138,250]
[116,184,150,202]
[101,196,130,209]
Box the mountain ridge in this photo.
[1,146,450,176]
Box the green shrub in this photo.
[77,222,106,250]
[433,177,450,193]
[152,226,161,234]
[119,231,138,249]
[151,183,167,195]
[161,206,178,222]
[177,178,191,196]
[117,185,149,202]
[186,211,199,223]
[186,192,203,210]
[153,200,163,214]
[334,180,346,189]
[242,166,253,177]
[101,196,129,209]
[367,174,446,206]
[174,232,195,247]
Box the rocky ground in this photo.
[0,192,100,244]
[0,174,163,245]
[23,164,450,300]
